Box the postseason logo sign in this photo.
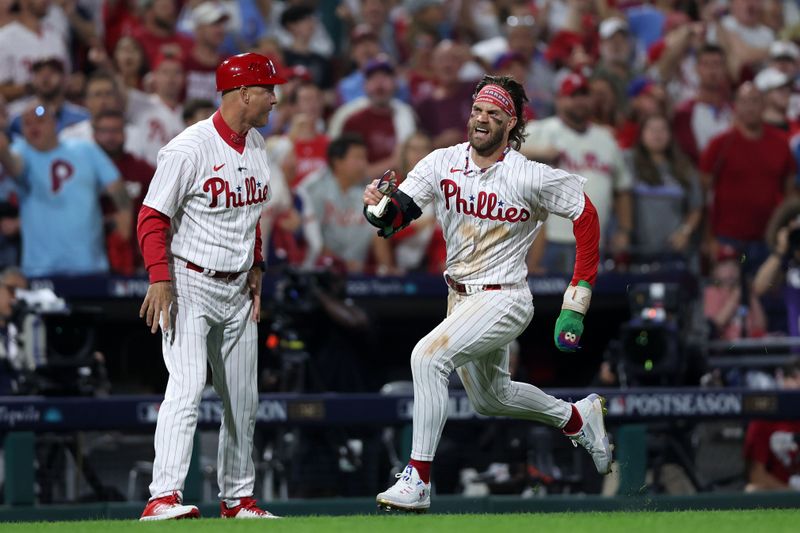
[608,392,743,418]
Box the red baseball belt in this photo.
[444,274,502,294]
[186,261,244,281]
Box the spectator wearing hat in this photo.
[754,67,795,133]
[280,5,333,90]
[0,0,70,102]
[183,2,230,102]
[673,44,733,165]
[125,54,185,166]
[413,40,476,148]
[699,82,795,274]
[8,58,88,138]
[594,17,640,111]
[768,41,800,125]
[131,0,194,69]
[331,57,417,178]
[523,73,633,274]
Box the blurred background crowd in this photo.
[2,0,800,283]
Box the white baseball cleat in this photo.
[566,393,613,475]
[376,464,431,513]
[220,497,280,519]
[139,492,200,521]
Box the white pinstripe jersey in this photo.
[142,114,271,273]
[399,142,587,285]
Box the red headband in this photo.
[474,84,516,117]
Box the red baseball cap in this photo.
[559,73,589,97]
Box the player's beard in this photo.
[468,122,506,156]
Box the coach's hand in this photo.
[248,266,263,322]
[140,281,174,334]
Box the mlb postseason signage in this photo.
[0,389,797,431]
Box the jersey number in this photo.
[51,160,75,194]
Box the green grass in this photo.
[2,510,800,533]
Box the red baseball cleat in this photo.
[139,492,200,521]
[220,497,280,519]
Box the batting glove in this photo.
[554,280,592,352]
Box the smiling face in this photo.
[467,101,515,156]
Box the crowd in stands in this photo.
[1,0,800,328]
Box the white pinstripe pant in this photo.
[410,286,572,461]
[149,264,258,500]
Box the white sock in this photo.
[224,498,240,508]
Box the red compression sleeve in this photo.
[137,206,171,283]
[572,193,600,287]
[254,218,263,266]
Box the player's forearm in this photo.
[137,206,171,283]
[571,194,600,287]
[253,218,264,268]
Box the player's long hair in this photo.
[473,75,529,150]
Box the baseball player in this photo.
[364,75,612,512]
[137,53,284,520]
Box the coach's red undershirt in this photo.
[571,193,600,287]
[212,111,246,154]
[137,206,263,283]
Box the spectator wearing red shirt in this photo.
[130,0,194,70]
[94,109,154,274]
[744,358,800,492]
[673,44,733,165]
[699,82,796,273]
[338,58,417,178]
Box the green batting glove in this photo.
[554,309,584,352]
[554,280,592,352]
